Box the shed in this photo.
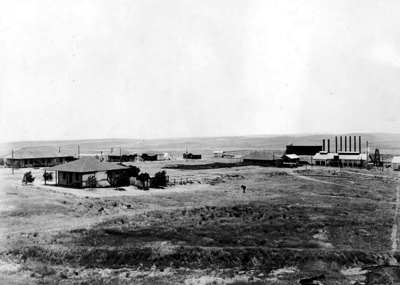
[107,149,138,162]
[141,152,165,161]
[392,156,400,170]
[213,151,225,158]
[3,146,75,168]
[183,153,202,159]
[46,157,128,188]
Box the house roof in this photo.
[213,151,225,154]
[313,152,368,161]
[107,149,137,156]
[241,151,275,160]
[313,152,336,160]
[142,152,165,156]
[282,154,300,160]
[2,146,74,159]
[392,156,400,164]
[46,157,128,173]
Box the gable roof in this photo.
[107,149,137,156]
[241,151,275,160]
[2,146,74,159]
[46,157,128,173]
[282,154,300,160]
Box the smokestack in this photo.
[328,139,330,153]
[359,136,361,154]
[349,136,352,152]
[354,136,356,153]
[335,136,338,153]
[340,136,342,151]
[345,136,347,152]
[323,139,325,152]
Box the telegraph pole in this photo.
[78,146,80,159]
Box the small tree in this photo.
[22,171,35,184]
[137,172,150,189]
[0,158,4,166]
[43,171,53,182]
[153,170,168,188]
[128,165,140,177]
[87,175,97,188]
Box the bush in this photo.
[43,171,53,181]
[0,158,4,166]
[152,170,168,188]
[22,171,35,184]
[137,172,150,189]
[87,175,97,188]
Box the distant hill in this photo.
[1,133,400,158]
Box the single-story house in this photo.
[281,154,300,167]
[213,151,225,158]
[183,153,202,159]
[392,156,400,170]
[46,157,129,188]
[3,146,75,168]
[141,152,168,161]
[241,151,276,166]
[107,149,138,162]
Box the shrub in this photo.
[137,172,150,189]
[43,171,53,181]
[22,171,35,184]
[152,170,168,188]
[0,158,4,166]
[87,175,97,188]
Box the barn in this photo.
[241,151,276,166]
[3,146,74,168]
[46,157,129,188]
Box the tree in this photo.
[128,165,140,177]
[22,171,35,184]
[87,175,97,188]
[152,170,168,188]
[0,158,4,166]
[137,172,150,189]
[43,171,53,181]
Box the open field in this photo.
[1,156,400,284]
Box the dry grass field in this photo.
[1,155,400,284]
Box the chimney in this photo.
[328,139,330,153]
[323,139,325,152]
[335,136,338,153]
[340,136,342,151]
[349,136,352,152]
[354,136,356,153]
[359,136,361,154]
[345,136,347,152]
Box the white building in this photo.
[392,157,400,170]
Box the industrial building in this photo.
[312,136,371,168]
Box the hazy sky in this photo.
[1,1,399,142]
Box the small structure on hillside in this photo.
[241,151,276,166]
[392,157,400,170]
[141,152,170,161]
[3,146,75,168]
[213,151,225,158]
[46,157,128,188]
[183,153,202,159]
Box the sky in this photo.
[0,0,400,142]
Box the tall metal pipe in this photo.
[328,139,330,153]
[359,136,361,154]
[349,136,352,152]
[323,139,325,152]
[335,136,338,153]
[340,136,342,151]
[354,136,356,153]
[345,136,347,151]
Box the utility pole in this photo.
[366,141,369,166]
[12,150,14,175]
[78,146,80,159]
